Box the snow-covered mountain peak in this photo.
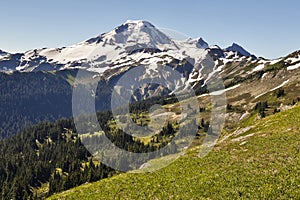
[85,20,173,50]
[123,20,155,28]
[225,43,251,57]
[113,20,156,35]
[0,20,261,75]
[184,37,209,49]
[84,20,173,48]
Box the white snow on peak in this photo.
[35,20,173,66]
[124,20,154,27]
[98,20,174,47]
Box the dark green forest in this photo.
[0,70,113,138]
[0,116,115,199]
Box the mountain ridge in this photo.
[0,20,255,73]
[225,42,252,57]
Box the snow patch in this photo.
[261,72,268,79]
[287,63,300,71]
[270,80,289,91]
[87,66,110,74]
[255,80,289,99]
[252,64,264,72]
[286,57,299,64]
[209,84,241,96]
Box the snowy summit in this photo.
[0,20,256,74]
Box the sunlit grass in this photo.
[49,105,300,199]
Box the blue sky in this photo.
[0,0,299,58]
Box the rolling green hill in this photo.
[48,104,300,199]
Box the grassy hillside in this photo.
[49,104,300,199]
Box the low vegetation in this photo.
[48,104,300,199]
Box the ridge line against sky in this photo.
[0,0,299,59]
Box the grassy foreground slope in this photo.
[49,105,300,199]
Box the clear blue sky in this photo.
[0,0,299,58]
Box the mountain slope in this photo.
[48,104,300,199]
[0,20,178,72]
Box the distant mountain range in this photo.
[0,20,255,73]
